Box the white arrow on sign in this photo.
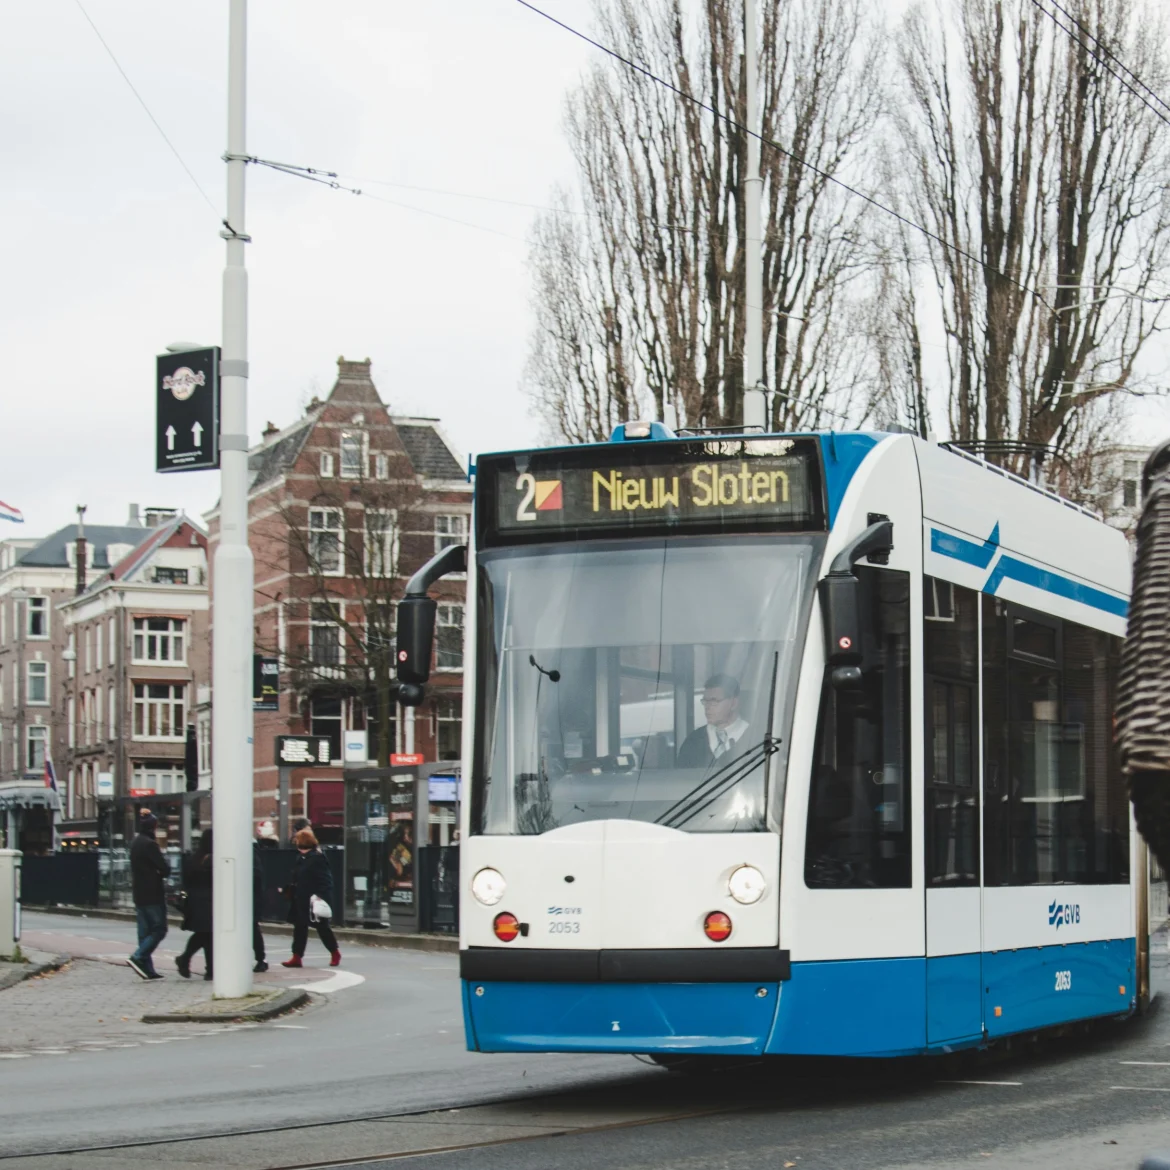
[192,421,203,447]
[165,425,176,451]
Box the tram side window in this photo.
[924,577,979,887]
[982,597,1128,886]
[805,567,912,889]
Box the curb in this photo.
[142,987,309,1024]
[24,904,459,954]
[0,952,70,992]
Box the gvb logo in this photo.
[1048,900,1081,929]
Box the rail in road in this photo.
[9,1017,1170,1169]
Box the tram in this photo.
[396,426,1145,1058]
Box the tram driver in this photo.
[676,673,751,769]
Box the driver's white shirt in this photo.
[706,716,750,757]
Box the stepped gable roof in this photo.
[394,418,464,481]
[18,524,153,570]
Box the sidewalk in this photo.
[26,904,458,953]
[0,947,69,992]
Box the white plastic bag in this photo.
[309,894,333,921]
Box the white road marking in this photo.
[0,1054,30,1059]
[938,1080,1022,1087]
[291,970,365,994]
[1111,1086,1170,1092]
[272,1024,309,1030]
[1120,1061,1170,1066]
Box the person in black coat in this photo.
[176,829,214,980]
[127,812,170,980]
[281,828,340,968]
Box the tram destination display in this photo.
[483,436,824,538]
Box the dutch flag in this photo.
[0,499,23,524]
[44,758,58,794]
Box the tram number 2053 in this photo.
[549,922,581,934]
[1054,970,1072,991]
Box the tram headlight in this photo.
[728,864,766,905]
[471,867,507,906]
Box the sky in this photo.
[3,0,1169,540]
[0,0,594,537]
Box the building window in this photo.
[435,694,461,760]
[67,695,75,747]
[310,695,343,762]
[0,665,3,711]
[67,633,76,679]
[132,683,186,740]
[1123,459,1141,509]
[339,431,366,478]
[154,567,189,585]
[26,724,48,772]
[109,617,117,665]
[132,762,185,795]
[85,626,93,673]
[27,596,48,639]
[132,617,187,663]
[308,508,344,576]
[96,622,103,671]
[374,452,390,480]
[310,603,343,666]
[320,452,335,478]
[436,604,464,671]
[109,686,116,739]
[197,717,211,775]
[364,510,399,577]
[435,514,467,553]
[27,660,48,704]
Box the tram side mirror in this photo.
[820,573,863,690]
[396,596,437,696]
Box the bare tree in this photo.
[894,0,1170,481]
[526,0,886,441]
[252,457,424,768]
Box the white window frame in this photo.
[308,508,345,577]
[109,617,117,664]
[132,762,186,796]
[85,626,93,673]
[309,601,345,668]
[68,694,75,748]
[363,509,400,578]
[374,452,390,480]
[26,660,49,705]
[339,430,367,479]
[320,452,335,479]
[26,596,49,639]
[434,513,468,554]
[94,684,103,741]
[109,686,116,739]
[132,682,186,741]
[132,617,187,664]
[96,622,103,671]
[435,603,464,671]
[435,693,462,760]
[67,632,76,678]
[26,724,48,773]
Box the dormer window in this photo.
[339,431,366,478]
[154,567,189,585]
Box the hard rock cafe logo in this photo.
[163,366,205,401]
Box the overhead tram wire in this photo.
[512,0,1054,311]
[1029,0,1170,129]
[73,0,218,215]
[1032,0,1170,120]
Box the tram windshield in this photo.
[473,537,821,834]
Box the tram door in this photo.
[923,579,984,1046]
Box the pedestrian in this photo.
[281,828,341,968]
[176,829,214,980]
[289,816,311,849]
[253,840,268,973]
[127,812,169,980]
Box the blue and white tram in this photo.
[396,427,1144,1058]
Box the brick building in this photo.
[58,513,210,847]
[207,357,471,841]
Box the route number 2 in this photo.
[516,474,537,521]
[1054,970,1072,991]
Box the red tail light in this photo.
[493,912,521,942]
[704,911,732,942]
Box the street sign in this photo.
[129,787,156,797]
[390,752,424,766]
[156,347,221,473]
[275,735,333,766]
[96,772,114,798]
[253,655,279,711]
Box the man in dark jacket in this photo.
[127,813,170,979]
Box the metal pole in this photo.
[212,0,254,998]
[741,0,767,432]
[278,767,290,845]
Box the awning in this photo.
[0,782,62,812]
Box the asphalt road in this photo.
[4,912,1170,1169]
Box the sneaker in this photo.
[253,960,269,973]
[175,956,191,979]
[146,971,164,981]
[204,972,213,981]
[281,956,303,968]
[126,957,150,980]
[329,950,342,968]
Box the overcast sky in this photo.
[3,1,1168,539]
[1,0,594,536]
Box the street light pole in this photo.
[212,0,254,998]
[742,0,766,432]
